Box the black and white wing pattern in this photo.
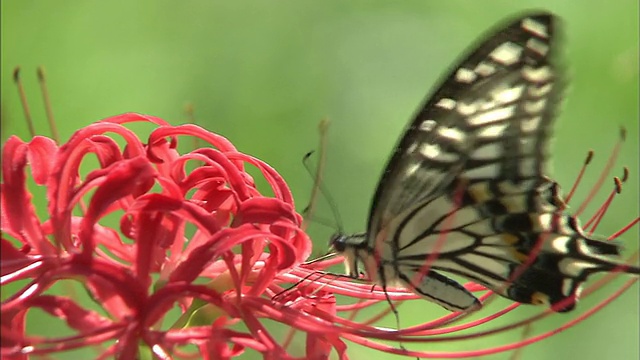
[331,12,639,313]
[370,13,559,227]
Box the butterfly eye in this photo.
[330,234,347,252]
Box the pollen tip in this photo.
[303,150,315,160]
[614,177,622,194]
[585,150,594,165]
[622,166,629,182]
[318,118,331,133]
[13,66,21,82]
[37,66,46,81]
[619,126,626,141]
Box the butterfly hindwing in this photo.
[397,266,482,312]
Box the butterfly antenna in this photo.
[272,271,326,301]
[302,251,337,265]
[273,268,356,301]
[301,118,344,232]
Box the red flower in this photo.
[1,113,315,359]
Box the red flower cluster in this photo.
[1,113,637,360]
[1,113,316,359]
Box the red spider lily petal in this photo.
[0,306,28,352]
[28,295,112,332]
[25,137,59,185]
[134,209,171,288]
[47,122,148,251]
[0,238,36,277]
[1,136,55,256]
[101,113,172,128]
[78,156,156,262]
[233,197,298,228]
[168,224,299,288]
[302,291,347,360]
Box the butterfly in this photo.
[330,12,639,313]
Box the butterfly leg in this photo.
[380,284,415,355]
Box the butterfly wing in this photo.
[366,13,566,309]
[366,13,639,312]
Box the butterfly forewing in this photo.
[369,13,560,234]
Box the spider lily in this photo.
[1,113,319,359]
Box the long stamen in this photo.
[565,150,593,204]
[13,67,36,137]
[583,176,623,233]
[575,127,626,216]
[608,217,640,240]
[37,66,60,143]
[508,322,533,360]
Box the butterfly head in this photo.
[329,233,368,278]
[329,233,347,253]
[329,233,367,253]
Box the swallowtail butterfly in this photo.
[331,12,639,313]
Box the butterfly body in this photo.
[331,12,639,313]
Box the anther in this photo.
[585,150,594,165]
[13,66,21,82]
[614,177,622,194]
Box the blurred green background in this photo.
[2,1,638,359]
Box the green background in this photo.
[2,1,638,359]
